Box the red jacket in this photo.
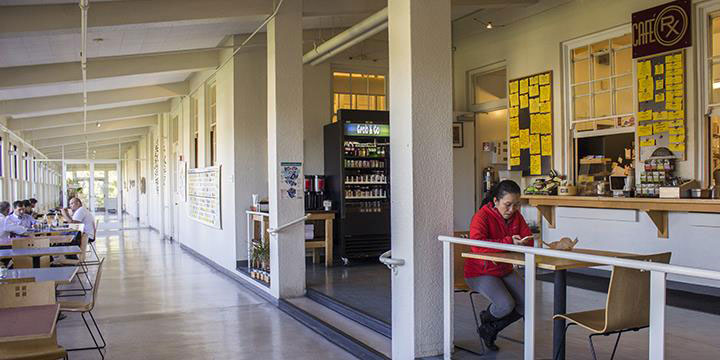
[464,203,533,278]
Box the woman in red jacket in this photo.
[464,180,533,351]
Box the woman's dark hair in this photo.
[481,179,522,206]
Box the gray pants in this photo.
[465,270,525,318]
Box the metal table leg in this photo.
[554,269,567,360]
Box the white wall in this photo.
[453,121,475,231]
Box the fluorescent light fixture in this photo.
[713,81,720,89]
[486,22,493,29]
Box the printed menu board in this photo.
[187,166,221,229]
[508,71,553,176]
[637,50,686,160]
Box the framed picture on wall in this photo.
[453,122,464,148]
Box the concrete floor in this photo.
[55,225,355,360]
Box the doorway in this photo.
[63,160,123,231]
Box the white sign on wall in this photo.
[187,166,221,229]
[280,162,302,200]
[177,160,187,202]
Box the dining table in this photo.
[462,247,643,360]
[1,267,78,285]
[11,235,75,246]
[0,246,82,268]
[0,304,60,343]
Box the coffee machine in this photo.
[304,175,326,210]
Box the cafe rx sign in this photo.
[632,0,691,58]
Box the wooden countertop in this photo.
[462,248,644,271]
[522,195,720,238]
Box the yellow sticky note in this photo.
[541,135,552,156]
[530,76,538,85]
[510,157,520,167]
[510,137,520,157]
[509,80,519,94]
[510,106,519,118]
[542,114,553,134]
[640,138,656,147]
[655,93,665,103]
[665,55,673,63]
[519,78,529,94]
[520,129,530,149]
[540,101,551,113]
[539,73,550,85]
[673,53,682,64]
[669,120,684,128]
[529,114,539,134]
[673,89,683,99]
[529,97,540,113]
[669,143,685,152]
[652,111,660,120]
[530,134,540,155]
[529,84,539,97]
[674,109,684,119]
[666,91,674,103]
[510,93,519,107]
[666,101,681,111]
[655,64,664,75]
[638,124,653,137]
[510,117,520,137]
[638,110,652,121]
[656,79,664,90]
[653,121,669,133]
[539,85,551,102]
[675,75,684,85]
[669,127,685,135]
[530,155,542,175]
[670,135,685,143]
[520,94,529,109]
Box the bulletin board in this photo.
[637,50,686,161]
[187,166,221,229]
[508,71,553,176]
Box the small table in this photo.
[2,267,78,285]
[462,248,642,360]
[25,228,80,237]
[0,246,82,268]
[12,235,75,246]
[0,304,59,343]
[306,212,335,267]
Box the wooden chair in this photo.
[54,234,92,295]
[0,281,67,360]
[0,277,35,284]
[12,238,51,269]
[87,219,100,263]
[553,252,672,360]
[59,258,106,359]
[0,281,55,308]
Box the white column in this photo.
[267,0,305,299]
[389,0,453,357]
[649,271,666,359]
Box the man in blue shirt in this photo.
[9,200,36,228]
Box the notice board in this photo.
[187,166,221,229]
[508,71,553,176]
[636,50,686,161]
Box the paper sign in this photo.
[542,113,552,134]
[541,135,552,156]
[529,98,540,113]
[530,76,538,85]
[510,106,519,118]
[669,135,685,143]
[529,84,539,97]
[655,64,664,75]
[669,126,685,135]
[510,137,520,157]
[519,78,529,94]
[530,134,540,155]
[638,110,652,121]
[669,143,685,152]
[520,94,529,109]
[520,129,530,149]
[530,114,539,134]
[510,157,520,166]
[509,81,518,94]
[655,93,665,103]
[640,138,656,147]
[656,79,664,90]
[539,74,550,85]
[280,162,303,200]
[638,124,653,136]
[540,85,551,102]
[653,121,669,133]
[510,93,519,107]
[540,101,551,113]
[530,155,541,175]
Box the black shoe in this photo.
[477,306,501,351]
[493,310,523,333]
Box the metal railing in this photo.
[438,235,720,360]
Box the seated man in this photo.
[0,201,27,266]
[61,197,96,243]
[28,198,41,219]
[9,200,36,228]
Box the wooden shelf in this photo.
[522,195,720,239]
[579,158,611,165]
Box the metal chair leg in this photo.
[57,273,87,297]
[467,291,487,355]
[588,334,599,360]
[554,323,573,360]
[66,311,106,359]
[609,332,622,360]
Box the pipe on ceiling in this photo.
[303,7,387,65]
[309,21,387,66]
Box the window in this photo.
[332,71,386,122]
[191,96,199,168]
[23,152,29,180]
[707,11,720,181]
[0,138,3,178]
[566,31,633,134]
[10,144,18,179]
[207,82,217,166]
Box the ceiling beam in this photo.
[0,0,271,34]
[451,0,538,6]
[9,102,167,131]
[0,83,185,117]
[41,137,143,153]
[0,50,217,89]
[25,116,157,141]
[33,128,148,148]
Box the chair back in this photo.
[453,231,471,291]
[78,234,88,262]
[603,252,672,332]
[0,281,55,308]
[93,219,98,240]
[11,238,51,268]
[89,258,105,310]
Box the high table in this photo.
[462,248,642,360]
[11,235,75,246]
[1,267,78,285]
[0,304,59,343]
[0,246,82,268]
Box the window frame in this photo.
[190,95,200,169]
[697,1,720,186]
[206,80,217,166]
[561,24,634,180]
[331,67,388,122]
